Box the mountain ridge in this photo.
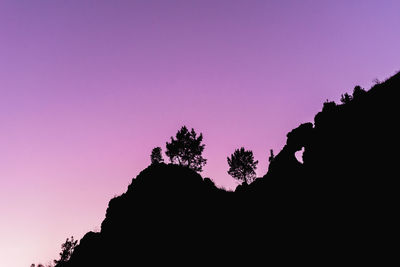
[55,71,399,266]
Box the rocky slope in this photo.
[56,72,399,266]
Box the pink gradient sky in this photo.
[1,1,399,266]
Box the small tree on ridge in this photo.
[165,126,207,172]
[227,147,259,185]
[268,149,275,163]
[150,147,164,164]
[54,236,78,265]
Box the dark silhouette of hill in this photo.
[55,72,399,266]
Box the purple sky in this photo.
[1,1,399,266]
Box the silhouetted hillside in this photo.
[55,72,399,266]
[253,72,398,197]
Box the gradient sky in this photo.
[1,1,399,266]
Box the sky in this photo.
[0,0,399,266]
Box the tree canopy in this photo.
[227,147,258,184]
[165,126,207,172]
[54,236,78,265]
[150,147,164,164]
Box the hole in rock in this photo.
[295,147,305,164]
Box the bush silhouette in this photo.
[352,85,366,99]
[340,92,353,104]
[150,147,164,164]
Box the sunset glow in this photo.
[1,1,399,266]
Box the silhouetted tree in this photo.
[268,149,275,163]
[227,147,259,184]
[340,93,353,104]
[54,236,78,265]
[150,147,164,164]
[165,126,207,172]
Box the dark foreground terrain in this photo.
[56,72,399,266]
